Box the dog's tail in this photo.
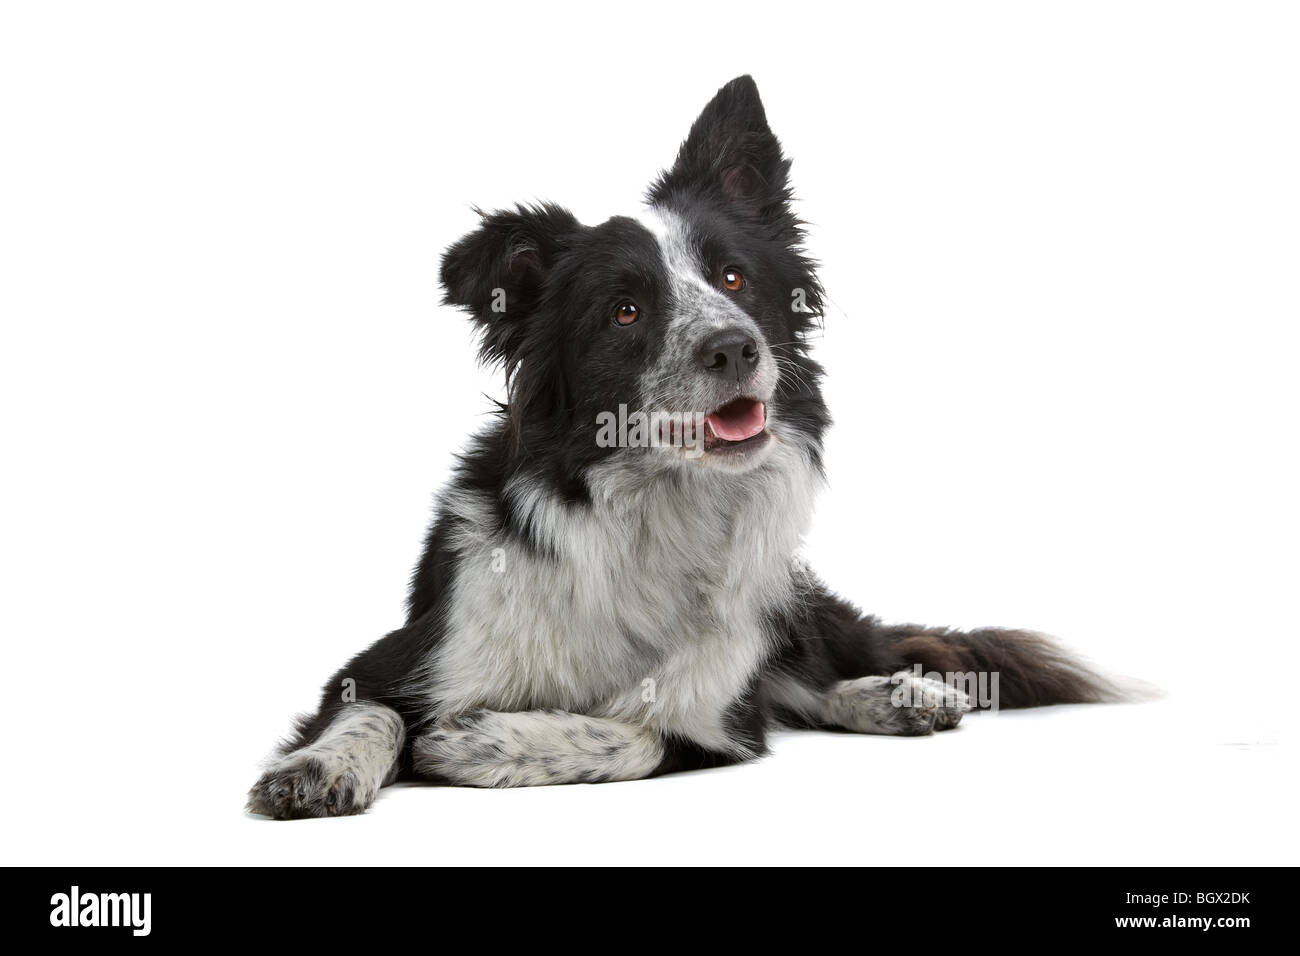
[869,620,1146,709]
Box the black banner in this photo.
[6,866,1282,941]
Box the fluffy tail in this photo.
[870,621,1128,709]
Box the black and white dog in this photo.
[249,76,1118,819]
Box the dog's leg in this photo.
[771,573,1119,722]
[247,701,405,819]
[411,710,664,788]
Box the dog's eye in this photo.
[721,267,745,292]
[613,300,640,326]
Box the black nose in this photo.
[697,329,759,380]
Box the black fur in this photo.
[248,76,1120,819]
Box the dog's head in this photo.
[441,76,828,479]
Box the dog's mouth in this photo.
[703,397,768,452]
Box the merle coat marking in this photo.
[248,76,1118,819]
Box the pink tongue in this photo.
[706,400,766,441]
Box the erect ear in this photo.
[439,203,578,366]
[648,75,791,216]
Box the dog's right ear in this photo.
[440,203,578,366]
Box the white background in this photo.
[2,1,1296,865]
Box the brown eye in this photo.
[613,300,640,326]
[721,267,745,292]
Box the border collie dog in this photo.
[249,76,1117,819]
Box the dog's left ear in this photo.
[648,75,791,217]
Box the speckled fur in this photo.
[822,674,973,736]
[412,710,664,788]
[247,703,404,818]
[247,76,1123,820]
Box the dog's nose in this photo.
[697,329,759,380]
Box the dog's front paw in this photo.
[246,754,375,820]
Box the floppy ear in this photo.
[439,203,578,366]
[648,75,792,218]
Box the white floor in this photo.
[16,693,1291,867]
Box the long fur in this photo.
[248,76,1125,819]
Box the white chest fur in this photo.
[425,436,821,753]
